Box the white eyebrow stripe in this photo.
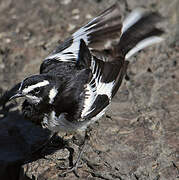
[23,80,49,93]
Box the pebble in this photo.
[5,38,11,43]
[0,32,6,39]
[86,14,92,19]
[0,64,5,69]
[72,15,80,20]
[61,0,71,5]
[72,9,80,14]
[67,24,76,32]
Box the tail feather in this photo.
[121,8,145,34]
[126,36,163,59]
[47,5,164,63]
[116,9,164,58]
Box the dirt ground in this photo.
[0,0,178,180]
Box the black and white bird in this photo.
[4,4,164,174]
[9,4,164,132]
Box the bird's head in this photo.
[10,74,57,105]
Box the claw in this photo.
[59,162,83,177]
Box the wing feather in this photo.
[44,4,122,64]
[81,56,121,120]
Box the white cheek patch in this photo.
[26,95,42,104]
[49,87,58,104]
[22,80,49,94]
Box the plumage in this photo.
[5,4,164,133]
[41,3,122,73]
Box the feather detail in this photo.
[44,3,122,62]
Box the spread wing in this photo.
[40,4,122,74]
[77,40,128,121]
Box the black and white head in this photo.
[10,74,58,105]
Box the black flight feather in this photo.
[76,39,91,69]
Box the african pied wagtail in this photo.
[2,3,164,175]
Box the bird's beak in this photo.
[9,91,24,101]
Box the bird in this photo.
[2,3,164,176]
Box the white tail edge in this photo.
[122,8,145,34]
[126,36,164,59]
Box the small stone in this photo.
[5,38,11,43]
[67,24,76,32]
[86,14,92,19]
[61,0,71,5]
[0,32,6,39]
[72,15,80,20]
[15,28,20,34]
[0,64,5,69]
[12,15,17,19]
[72,9,79,15]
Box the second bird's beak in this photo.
[9,91,24,101]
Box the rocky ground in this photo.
[0,0,178,180]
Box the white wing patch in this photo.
[49,87,58,104]
[81,58,114,118]
[46,22,96,62]
[44,4,122,64]
[47,52,76,62]
[91,57,114,98]
[22,80,49,94]
[81,83,96,118]
[96,77,114,98]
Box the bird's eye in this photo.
[33,87,40,94]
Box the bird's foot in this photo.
[59,159,83,177]
[59,131,88,177]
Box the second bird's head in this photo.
[10,74,58,105]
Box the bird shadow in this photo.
[0,101,68,180]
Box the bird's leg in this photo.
[59,129,89,177]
